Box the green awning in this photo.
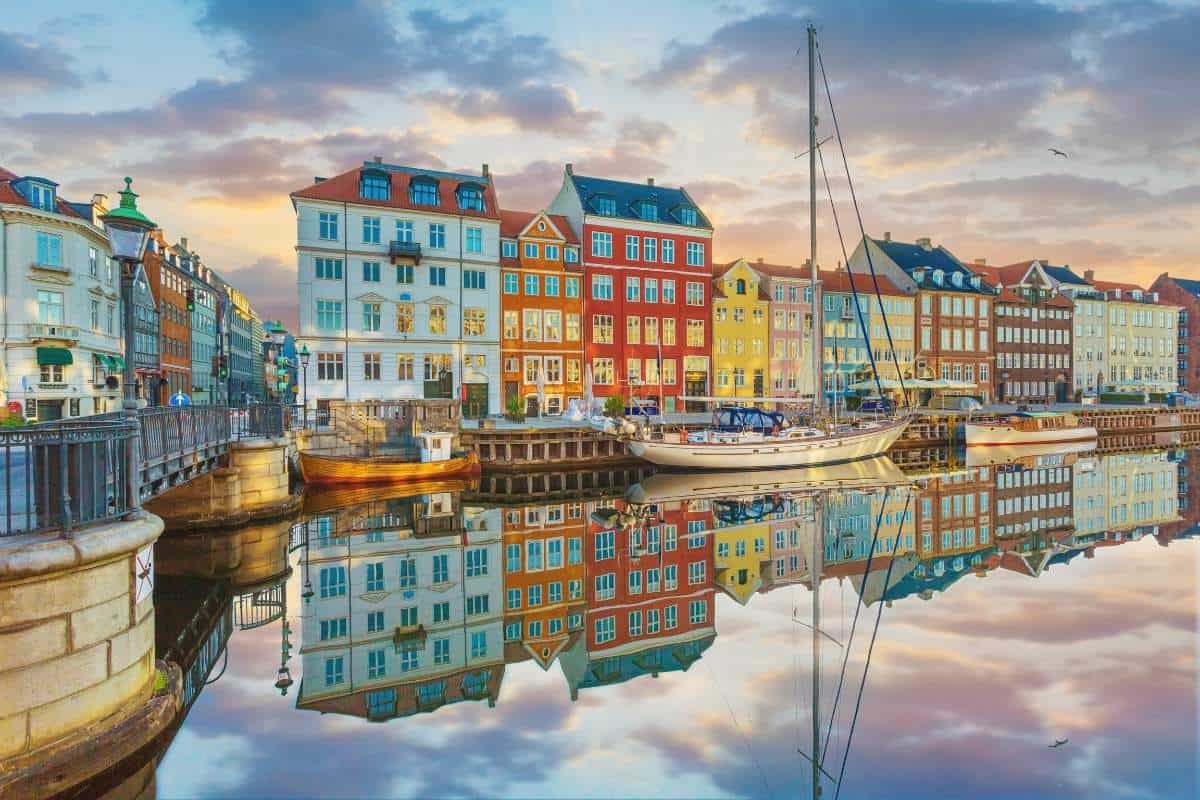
[107,355,125,370]
[37,347,73,366]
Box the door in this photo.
[685,372,707,412]
[37,399,63,422]
[464,383,489,419]
[753,370,765,397]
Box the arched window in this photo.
[409,178,439,206]
[457,184,485,212]
[735,278,747,295]
[360,172,389,200]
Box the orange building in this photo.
[142,230,192,403]
[499,210,583,416]
[501,501,588,669]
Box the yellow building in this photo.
[712,259,770,399]
[713,519,772,605]
[1088,278,1180,393]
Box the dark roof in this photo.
[1162,275,1200,299]
[568,173,711,230]
[872,237,990,294]
[0,167,84,220]
[292,161,500,220]
[1043,264,1088,285]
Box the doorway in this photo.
[464,383,489,419]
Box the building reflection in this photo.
[280,449,1184,722]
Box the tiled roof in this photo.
[1043,264,1088,285]
[1090,279,1144,293]
[871,237,990,294]
[995,287,1023,303]
[1169,276,1200,298]
[291,161,500,221]
[498,209,579,244]
[818,269,905,296]
[1045,293,1073,308]
[0,168,84,220]
[745,260,811,280]
[973,261,1031,287]
[568,173,711,230]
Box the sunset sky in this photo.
[3,0,1198,328]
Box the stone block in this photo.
[109,610,154,675]
[0,559,129,628]
[0,711,27,758]
[0,617,67,673]
[70,594,130,651]
[27,650,152,750]
[0,642,108,717]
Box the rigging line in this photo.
[702,657,773,798]
[833,487,914,800]
[816,144,884,401]
[816,41,912,412]
[819,486,890,761]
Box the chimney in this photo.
[481,163,489,178]
[974,257,986,266]
[314,176,326,184]
[916,237,932,250]
[1084,269,1095,282]
[373,155,382,163]
[180,237,188,251]
[647,177,655,186]
[756,257,763,264]
[565,163,574,176]
[883,231,891,241]
[91,192,108,211]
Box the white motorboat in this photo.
[627,416,910,470]
[965,411,1097,447]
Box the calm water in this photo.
[151,448,1199,800]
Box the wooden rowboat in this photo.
[299,450,480,487]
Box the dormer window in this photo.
[29,182,55,211]
[592,196,616,216]
[638,200,658,221]
[457,184,485,212]
[736,278,747,295]
[360,172,390,201]
[409,178,439,206]
[932,269,944,286]
[678,206,697,226]
[951,272,963,288]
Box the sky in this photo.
[3,0,1199,329]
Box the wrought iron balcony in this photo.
[389,240,422,265]
[27,323,79,343]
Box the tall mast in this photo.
[811,491,824,799]
[808,23,823,419]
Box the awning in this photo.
[36,347,73,366]
[108,355,125,370]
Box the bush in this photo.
[603,395,625,418]
[505,395,524,421]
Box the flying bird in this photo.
[1048,738,1069,748]
[1048,148,1069,158]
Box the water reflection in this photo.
[153,452,1198,799]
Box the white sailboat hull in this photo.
[627,418,910,470]
[964,422,1097,447]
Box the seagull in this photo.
[1048,148,1069,159]
[1048,737,1069,748]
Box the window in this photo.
[90,299,100,331]
[324,656,344,687]
[592,231,612,258]
[595,530,615,560]
[460,307,485,337]
[410,179,439,206]
[665,605,678,629]
[429,305,446,335]
[525,274,539,296]
[429,223,446,249]
[396,302,414,334]
[316,300,343,330]
[319,566,346,597]
[362,303,381,332]
[506,543,521,573]
[627,317,641,345]
[318,212,338,240]
[507,588,521,610]
[626,277,641,302]
[466,594,489,617]
[28,182,54,210]
[398,558,416,588]
[319,617,348,641]
[628,571,642,595]
[432,554,449,584]
[458,184,485,211]
[545,244,560,261]
[463,269,486,290]
[36,290,64,324]
[545,275,560,297]
[470,631,488,659]
[368,648,388,678]
[523,242,539,260]
[466,548,488,577]
[315,257,342,280]
[524,310,542,342]
[595,616,616,644]
[361,261,381,282]
[626,236,640,260]
[528,585,543,606]
[394,263,414,285]
[687,319,704,347]
[361,173,389,200]
[544,311,562,342]
[362,216,381,244]
[688,560,706,585]
[686,241,705,266]
[592,357,614,384]
[645,317,659,345]
[686,281,704,306]
[502,240,517,259]
[689,600,707,624]
[317,352,344,380]
[367,611,385,633]
[88,247,98,277]
[592,275,613,300]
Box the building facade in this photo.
[263,320,298,403]
[1149,274,1200,393]
[818,268,911,403]
[1087,276,1179,394]
[549,166,713,411]
[712,259,770,399]
[0,169,124,420]
[754,260,817,399]
[851,235,993,401]
[498,210,583,416]
[292,160,503,418]
[174,239,221,404]
[142,231,192,403]
[130,263,160,405]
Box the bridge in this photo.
[0,403,300,537]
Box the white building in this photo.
[292,160,503,418]
[0,169,124,420]
[298,489,504,718]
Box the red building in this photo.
[549,166,713,411]
[1149,273,1200,393]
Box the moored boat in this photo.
[965,411,1097,447]
[299,432,480,486]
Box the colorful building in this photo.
[173,238,221,404]
[850,235,994,402]
[712,259,770,399]
[711,516,771,604]
[818,268,911,403]
[753,260,817,399]
[142,230,192,404]
[1149,273,1200,393]
[549,166,713,411]
[1086,274,1179,394]
[498,210,583,415]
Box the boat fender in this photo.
[679,427,687,443]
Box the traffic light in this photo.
[186,288,195,312]
[218,355,228,379]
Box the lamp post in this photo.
[298,343,310,428]
[102,178,155,512]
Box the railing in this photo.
[388,240,422,262]
[0,417,136,537]
[27,323,80,341]
[229,403,287,440]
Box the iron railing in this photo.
[0,417,136,537]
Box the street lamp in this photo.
[101,177,155,512]
[298,343,310,427]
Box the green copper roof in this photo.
[104,177,155,229]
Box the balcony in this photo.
[27,323,79,343]
[389,240,422,265]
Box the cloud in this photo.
[680,178,753,206]
[618,117,677,151]
[0,30,88,93]
[217,257,298,329]
[493,159,565,212]
[427,84,602,136]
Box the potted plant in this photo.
[505,395,525,423]
[603,395,625,418]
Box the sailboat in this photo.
[627,26,910,471]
